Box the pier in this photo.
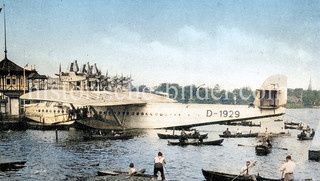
[309,122,320,161]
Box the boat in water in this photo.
[202,169,280,181]
[167,139,223,146]
[219,133,258,138]
[157,133,208,139]
[255,145,272,156]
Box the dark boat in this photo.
[157,133,208,139]
[284,121,299,126]
[84,134,134,140]
[220,121,261,127]
[255,145,271,156]
[202,169,281,181]
[219,133,258,138]
[297,133,314,140]
[0,160,26,171]
[168,139,223,146]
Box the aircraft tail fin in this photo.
[253,75,287,109]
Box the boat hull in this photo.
[202,169,280,181]
[219,133,258,138]
[168,139,223,146]
[157,133,208,139]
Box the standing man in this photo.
[154,152,166,181]
[280,155,296,181]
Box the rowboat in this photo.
[219,133,258,138]
[202,169,281,181]
[284,121,299,126]
[97,169,153,179]
[284,125,301,130]
[157,133,208,139]
[168,139,223,146]
[255,145,272,156]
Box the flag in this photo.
[0,8,2,13]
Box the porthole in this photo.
[145,113,148,116]
[141,112,144,116]
[46,110,48,112]
[99,111,102,114]
[122,112,125,115]
[117,112,120,115]
[126,112,129,115]
[155,113,158,116]
[49,110,52,113]
[160,113,163,116]
[42,110,44,112]
[131,112,135,115]
[150,113,152,116]
[58,110,60,113]
[62,110,64,113]
[136,112,140,116]
[54,110,56,113]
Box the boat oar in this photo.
[238,144,255,147]
[231,161,257,181]
[238,144,288,150]
[275,147,288,150]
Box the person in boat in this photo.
[241,161,251,175]
[299,130,307,139]
[240,161,257,181]
[128,163,137,176]
[280,155,296,181]
[181,129,186,136]
[193,129,200,137]
[236,128,242,135]
[310,129,315,137]
[179,135,188,144]
[197,134,204,143]
[261,137,271,148]
[154,152,166,181]
[223,128,231,136]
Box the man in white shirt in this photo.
[280,155,296,181]
[128,163,136,176]
[154,152,166,181]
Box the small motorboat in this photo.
[167,139,223,146]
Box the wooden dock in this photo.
[309,123,320,161]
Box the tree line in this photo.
[133,84,320,108]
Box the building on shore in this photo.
[47,60,133,92]
[0,57,47,115]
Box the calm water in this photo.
[1,109,320,181]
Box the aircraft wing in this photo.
[20,90,176,107]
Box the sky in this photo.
[0,0,319,90]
